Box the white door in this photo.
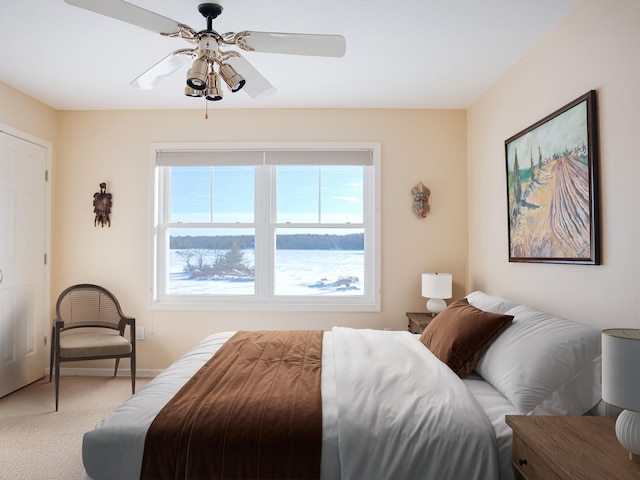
[0,131,46,398]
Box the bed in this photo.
[82,291,602,480]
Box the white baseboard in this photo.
[46,367,161,378]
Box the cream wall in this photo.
[0,82,57,144]
[53,108,467,369]
[467,0,640,329]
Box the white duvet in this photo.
[83,328,500,480]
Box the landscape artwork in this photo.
[505,90,599,264]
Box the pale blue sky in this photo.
[170,165,364,226]
[506,100,588,171]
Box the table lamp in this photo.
[602,328,640,462]
[421,272,452,315]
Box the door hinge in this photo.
[44,253,47,265]
[45,169,48,181]
[44,336,47,346]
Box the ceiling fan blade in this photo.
[226,56,277,99]
[64,0,181,35]
[130,49,194,89]
[236,31,346,57]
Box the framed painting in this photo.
[505,90,600,264]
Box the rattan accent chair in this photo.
[49,284,136,411]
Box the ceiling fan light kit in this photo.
[218,63,245,92]
[185,85,203,98]
[63,0,346,104]
[186,58,209,90]
[205,72,223,101]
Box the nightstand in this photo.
[405,312,435,334]
[506,415,640,480]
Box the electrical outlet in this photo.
[136,326,145,340]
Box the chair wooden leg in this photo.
[131,355,136,394]
[49,326,55,383]
[54,355,60,411]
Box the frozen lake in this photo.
[169,249,365,296]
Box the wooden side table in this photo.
[506,415,640,480]
[405,312,435,334]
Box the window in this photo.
[150,142,380,311]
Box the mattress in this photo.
[83,329,515,480]
[463,372,519,480]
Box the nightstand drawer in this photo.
[406,312,434,334]
[507,415,640,480]
[511,434,562,480]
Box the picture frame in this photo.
[505,90,600,264]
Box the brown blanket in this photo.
[140,330,324,480]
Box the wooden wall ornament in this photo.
[412,181,430,218]
[93,182,112,227]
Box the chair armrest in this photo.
[118,316,135,336]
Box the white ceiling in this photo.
[0,0,582,111]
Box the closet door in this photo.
[0,131,46,398]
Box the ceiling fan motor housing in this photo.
[198,34,219,59]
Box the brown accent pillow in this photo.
[419,298,513,378]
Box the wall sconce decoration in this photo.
[412,181,430,218]
[93,182,112,227]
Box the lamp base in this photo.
[615,409,640,462]
[426,298,446,315]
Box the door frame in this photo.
[0,122,52,376]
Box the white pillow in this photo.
[474,304,601,415]
[465,291,520,314]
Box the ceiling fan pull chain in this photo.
[205,99,209,120]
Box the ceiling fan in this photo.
[64,0,346,101]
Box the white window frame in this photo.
[149,142,381,311]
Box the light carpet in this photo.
[0,375,150,480]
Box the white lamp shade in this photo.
[602,329,640,412]
[421,273,452,300]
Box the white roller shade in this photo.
[264,150,372,166]
[157,149,372,166]
[157,150,263,166]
